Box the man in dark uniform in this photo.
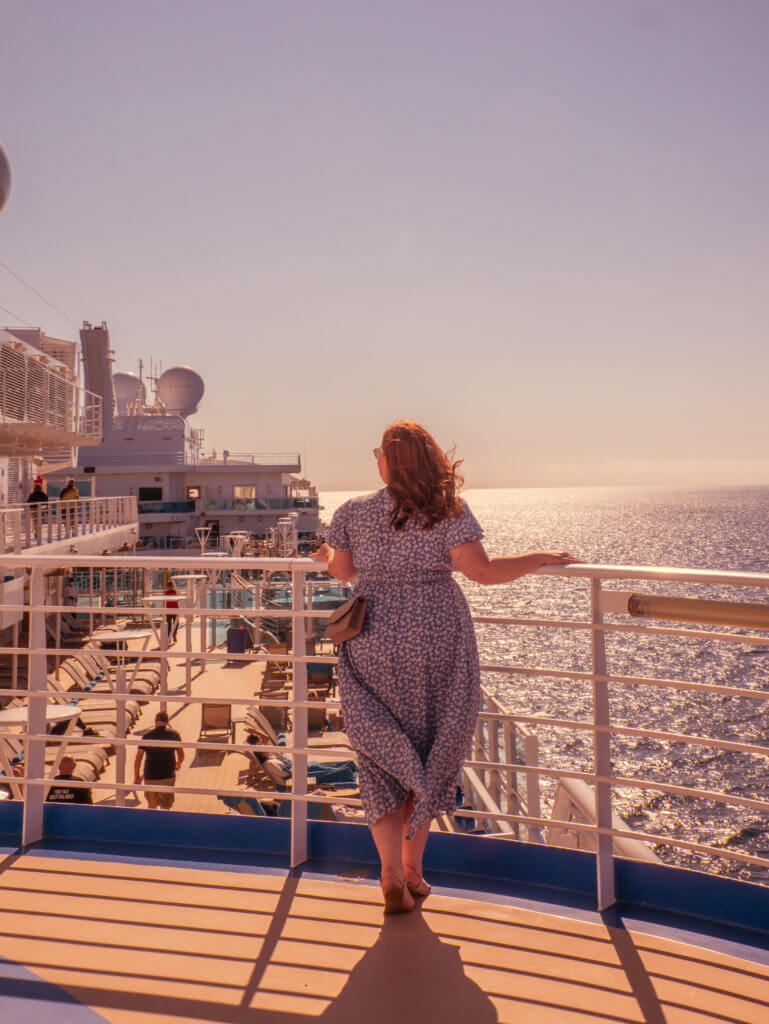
[46,756,93,804]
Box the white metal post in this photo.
[525,733,542,840]
[290,565,309,866]
[11,621,19,691]
[488,712,500,807]
[254,578,262,648]
[160,611,169,715]
[54,575,62,675]
[502,721,514,816]
[590,577,616,910]
[13,508,21,553]
[116,667,126,806]
[88,567,94,634]
[184,579,193,694]
[199,577,207,671]
[22,570,47,847]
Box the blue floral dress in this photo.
[327,488,483,837]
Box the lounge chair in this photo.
[52,665,140,727]
[199,703,235,742]
[218,794,269,816]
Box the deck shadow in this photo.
[317,910,498,1024]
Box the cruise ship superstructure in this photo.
[45,321,320,552]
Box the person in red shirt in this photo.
[164,579,179,642]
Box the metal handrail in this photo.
[4,553,769,909]
[0,496,138,553]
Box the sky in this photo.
[1,1,768,490]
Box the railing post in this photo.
[159,611,169,714]
[488,704,500,808]
[22,569,47,847]
[54,575,62,675]
[13,509,21,553]
[590,577,616,910]
[115,667,126,807]
[502,721,514,817]
[89,567,94,633]
[290,564,309,867]
[184,579,193,695]
[199,577,207,672]
[11,621,19,691]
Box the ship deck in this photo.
[1,843,769,1024]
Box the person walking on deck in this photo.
[134,711,184,808]
[26,478,48,541]
[164,579,180,642]
[311,421,578,914]
[59,479,80,537]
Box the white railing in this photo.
[197,452,301,467]
[2,554,769,910]
[0,496,138,553]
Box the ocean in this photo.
[319,486,769,882]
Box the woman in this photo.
[312,421,577,914]
[164,578,180,642]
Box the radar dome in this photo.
[156,366,204,418]
[0,143,11,214]
[113,372,147,415]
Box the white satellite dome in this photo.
[156,366,205,418]
[113,372,147,415]
[0,142,11,214]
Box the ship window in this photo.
[138,487,163,502]
[233,485,256,499]
[187,486,201,499]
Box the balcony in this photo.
[138,500,197,516]
[196,451,301,470]
[203,497,318,512]
[0,496,138,556]
[0,331,103,454]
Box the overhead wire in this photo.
[0,301,35,328]
[0,257,78,328]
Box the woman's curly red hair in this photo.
[381,421,464,530]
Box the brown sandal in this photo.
[405,870,432,899]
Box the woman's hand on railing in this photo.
[537,551,582,568]
[309,542,330,563]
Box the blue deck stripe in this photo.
[3,801,769,961]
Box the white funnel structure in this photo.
[113,372,147,414]
[156,366,205,418]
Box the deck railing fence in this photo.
[0,496,138,554]
[2,554,769,910]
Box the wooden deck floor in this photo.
[1,850,768,1023]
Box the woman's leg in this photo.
[370,804,415,911]
[401,792,432,895]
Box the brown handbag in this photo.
[326,594,367,643]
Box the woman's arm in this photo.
[450,539,578,585]
[309,543,358,583]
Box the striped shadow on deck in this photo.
[1,847,769,1024]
